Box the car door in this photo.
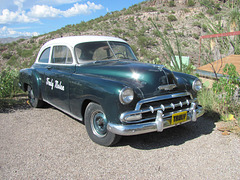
[45,45,75,112]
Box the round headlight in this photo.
[192,79,202,92]
[119,87,134,105]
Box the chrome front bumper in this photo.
[107,104,204,136]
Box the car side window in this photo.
[38,47,50,63]
[51,46,73,64]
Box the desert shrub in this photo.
[176,32,184,37]
[144,7,157,12]
[167,15,177,22]
[193,21,201,28]
[137,35,157,48]
[2,52,12,59]
[17,39,25,43]
[193,33,199,39]
[169,0,175,7]
[199,64,240,121]
[0,67,20,98]
[194,12,205,19]
[160,9,165,13]
[165,24,173,31]
[6,55,18,66]
[187,0,196,7]
[212,64,240,103]
[182,8,190,13]
[200,0,222,15]
[182,42,189,47]
[202,24,208,32]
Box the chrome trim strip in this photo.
[158,84,177,91]
[43,99,83,122]
[135,92,192,110]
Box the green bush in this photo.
[193,21,201,28]
[160,9,165,13]
[137,35,157,48]
[6,55,18,66]
[169,0,176,7]
[144,7,157,12]
[2,52,12,59]
[200,0,222,15]
[167,15,177,22]
[199,64,240,121]
[194,12,205,19]
[182,8,190,13]
[187,0,196,7]
[176,32,184,37]
[182,42,189,47]
[202,24,208,32]
[165,24,173,31]
[212,64,240,103]
[0,67,20,98]
[193,33,199,39]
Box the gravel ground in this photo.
[0,107,240,179]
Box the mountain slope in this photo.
[0,0,237,71]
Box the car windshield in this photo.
[74,41,137,63]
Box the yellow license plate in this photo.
[171,111,187,125]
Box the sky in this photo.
[0,0,144,38]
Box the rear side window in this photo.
[51,46,73,64]
[38,47,50,63]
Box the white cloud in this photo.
[0,26,39,37]
[14,0,25,11]
[37,0,82,6]
[0,9,38,24]
[63,2,103,17]
[0,1,103,24]
[63,1,103,17]
[29,1,103,18]
[28,5,62,18]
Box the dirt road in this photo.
[1,107,239,179]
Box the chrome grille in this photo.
[120,92,196,123]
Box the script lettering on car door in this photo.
[46,77,65,91]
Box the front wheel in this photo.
[27,85,44,108]
[84,102,121,146]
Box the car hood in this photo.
[77,60,183,98]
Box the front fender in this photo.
[69,74,130,123]
[173,71,199,97]
[19,68,42,99]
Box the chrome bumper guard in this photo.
[107,94,204,136]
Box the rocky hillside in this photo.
[0,0,239,71]
[0,36,31,44]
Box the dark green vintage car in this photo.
[19,36,204,146]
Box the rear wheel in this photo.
[84,102,121,146]
[27,85,44,108]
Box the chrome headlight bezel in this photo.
[192,79,202,92]
[119,87,134,105]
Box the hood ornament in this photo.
[153,64,164,71]
[158,84,177,91]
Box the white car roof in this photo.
[42,35,127,48]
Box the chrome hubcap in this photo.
[91,111,107,138]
